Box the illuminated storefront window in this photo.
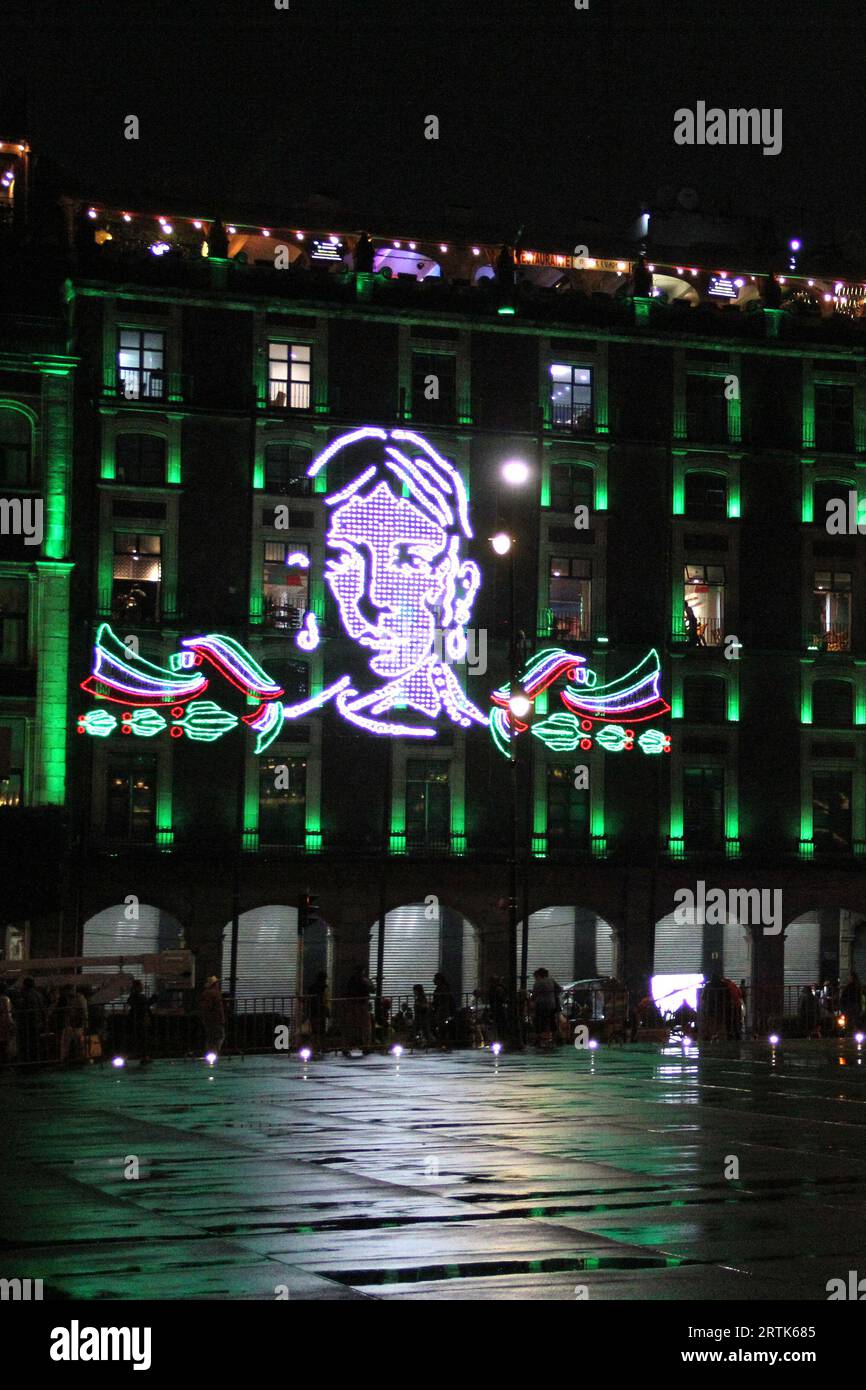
[549,363,592,431]
[117,329,165,400]
[812,570,851,651]
[684,563,725,647]
[268,342,311,409]
[263,543,310,631]
[111,533,162,623]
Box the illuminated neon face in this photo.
[310,427,485,735]
[326,482,477,679]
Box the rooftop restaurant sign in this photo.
[76,428,669,756]
[519,250,632,274]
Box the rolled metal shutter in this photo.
[784,917,821,988]
[83,904,180,992]
[653,911,703,974]
[461,915,478,998]
[525,907,576,983]
[369,904,440,1000]
[595,917,615,976]
[222,906,298,1002]
[722,920,752,986]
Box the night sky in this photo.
[5,0,866,243]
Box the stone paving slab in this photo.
[2,1042,865,1300]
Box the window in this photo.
[547,764,589,847]
[683,766,724,850]
[815,384,854,452]
[112,533,162,623]
[0,408,31,486]
[549,555,591,640]
[812,570,851,651]
[812,770,852,851]
[685,471,727,520]
[550,462,593,513]
[405,759,450,847]
[106,754,156,842]
[411,352,457,423]
[0,721,23,807]
[684,563,725,646]
[683,674,726,723]
[117,329,165,401]
[268,342,311,410]
[263,542,309,630]
[0,577,27,664]
[549,364,593,431]
[686,375,728,444]
[264,444,312,496]
[259,756,306,845]
[812,680,853,728]
[115,434,167,486]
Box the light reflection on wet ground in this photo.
[2,1041,865,1300]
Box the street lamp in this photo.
[491,530,512,555]
[502,457,531,487]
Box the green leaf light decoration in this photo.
[595,723,631,752]
[638,727,669,755]
[79,708,118,738]
[129,708,167,738]
[175,700,238,742]
[530,712,583,752]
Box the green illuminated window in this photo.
[814,384,854,452]
[405,759,450,850]
[684,471,727,520]
[812,770,852,852]
[106,753,157,842]
[683,766,724,851]
[546,764,588,849]
[268,342,311,410]
[111,533,162,624]
[0,407,32,486]
[411,352,457,424]
[550,461,593,514]
[115,433,166,486]
[0,578,27,665]
[812,570,851,652]
[263,444,312,496]
[259,755,306,846]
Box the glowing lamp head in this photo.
[490,1041,502,1056]
[501,458,530,487]
[790,238,801,251]
[205,1051,218,1065]
[509,693,531,719]
[390,1044,403,1058]
[299,1047,312,1062]
[491,532,512,556]
[768,1033,780,1046]
[587,1038,600,1051]
[855,1032,865,1045]
[838,1015,847,1029]
[111,1056,125,1069]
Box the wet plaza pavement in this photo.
[3,1041,866,1301]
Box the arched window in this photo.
[813,477,853,524]
[685,471,727,519]
[550,461,594,513]
[116,433,167,486]
[812,679,853,728]
[0,407,32,486]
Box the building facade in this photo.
[4,167,866,1011]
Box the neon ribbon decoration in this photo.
[82,623,208,705]
[490,647,671,757]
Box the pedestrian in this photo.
[343,965,373,1055]
[15,976,44,1066]
[307,970,330,1055]
[412,984,431,1045]
[127,979,153,1062]
[496,242,515,291]
[199,976,226,1056]
[354,231,375,274]
[59,986,89,1064]
[798,984,821,1038]
[840,971,862,1030]
[530,968,558,1048]
[0,982,15,1066]
[432,972,454,1048]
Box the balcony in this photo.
[116,367,167,402]
[549,402,593,434]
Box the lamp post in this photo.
[492,456,532,1046]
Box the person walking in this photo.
[412,984,431,1046]
[199,976,226,1056]
[0,982,15,1066]
[530,968,558,1049]
[343,965,373,1055]
[59,986,89,1064]
[16,977,44,1066]
[127,979,153,1062]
